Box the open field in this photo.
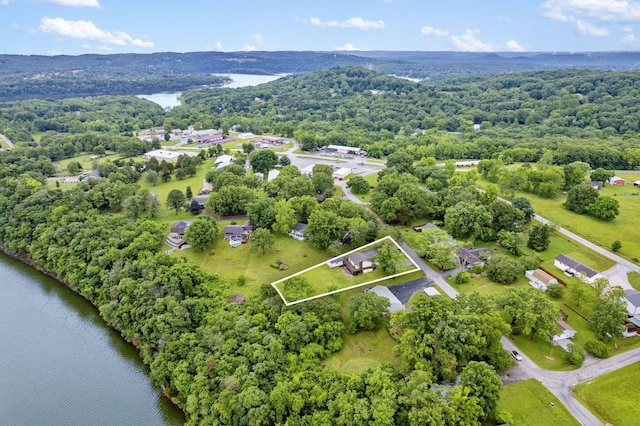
[630,272,640,291]
[349,172,378,203]
[495,379,579,426]
[52,152,119,174]
[573,362,640,426]
[478,175,640,264]
[272,237,421,304]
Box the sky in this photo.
[1,0,640,55]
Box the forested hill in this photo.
[174,67,640,169]
[4,50,640,101]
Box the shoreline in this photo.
[0,243,187,420]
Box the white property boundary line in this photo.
[270,235,422,306]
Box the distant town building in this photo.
[608,176,626,186]
[142,150,199,162]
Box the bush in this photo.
[546,283,565,298]
[496,410,514,425]
[455,272,471,284]
[565,342,585,366]
[612,240,622,252]
[236,275,246,286]
[584,340,609,358]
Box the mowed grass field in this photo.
[478,173,640,264]
[573,362,640,426]
[495,379,579,426]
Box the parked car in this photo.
[511,350,523,361]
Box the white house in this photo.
[367,286,404,313]
[214,154,235,170]
[326,144,366,156]
[625,289,640,316]
[143,150,198,162]
[526,269,559,292]
[288,223,307,241]
[554,254,602,284]
[333,167,351,180]
[237,132,255,139]
[552,320,576,341]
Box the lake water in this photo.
[138,73,285,109]
[0,253,185,426]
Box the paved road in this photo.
[0,133,14,149]
[501,337,640,425]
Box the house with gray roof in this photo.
[344,252,376,275]
[554,254,602,284]
[625,289,640,316]
[288,223,307,241]
[367,286,404,313]
[458,248,493,269]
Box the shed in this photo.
[608,176,626,186]
[423,287,441,297]
[634,180,640,188]
[552,320,576,341]
[367,286,404,313]
[526,269,559,292]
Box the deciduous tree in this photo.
[347,292,390,333]
[184,215,218,251]
[166,189,186,214]
[250,228,275,254]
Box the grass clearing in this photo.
[495,379,579,426]
[477,175,640,264]
[272,237,421,304]
[573,362,640,426]
[349,172,378,203]
[629,272,640,291]
[53,152,119,174]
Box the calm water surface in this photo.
[138,73,285,108]
[0,253,184,426]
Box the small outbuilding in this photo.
[367,286,404,313]
[423,287,442,297]
[333,167,351,180]
[552,320,576,341]
[633,180,640,188]
[526,269,559,292]
[608,176,626,186]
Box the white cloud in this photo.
[11,23,20,29]
[251,33,263,44]
[215,41,223,51]
[81,43,89,48]
[334,43,361,51]
[1,0,12,5]
[542,0,640,23]
[504,40,525,51]
[420,26,449,37]
[242,44,256,51]
[575,19,610,36]
[97,45,112,51]
[39,17,153,47]
[310,17,385,30]
[41,0,100,7]
[47,50,61,55]
[623,33,638,44]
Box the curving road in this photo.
[0,133,14,149]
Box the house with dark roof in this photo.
[223,221,253,243]
[289,223,307,241]
[526,269,559,292]
[170,221,188,236]
[343,252,376,276]
[413,223,440,232]
[167,221,190,248]
[625,289,640,316]
[458,248,493,269]
[554,254,602,284]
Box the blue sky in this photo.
[1,0,639,55]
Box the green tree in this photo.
[312,172,334,195]
[591,286,627,340]
[590,168,614,185]
[444,202,492,239]
[185,185,193,199]
[565,342,585,366]
[588,196,619,221]
[207,186,255,215]
[546,283,565,299]
[347,292,390,333]
[166,189,186,214]
[67,161,82,175]
[374,240,404,275]
[184,215,218,251]
[250,150,278,174]
[144,170,159,186]
[527,223,552,251]
[305,209,345,249]
[489,201,524,232]
[386,149,414,174]
[246,196,276,229]
[347,175,370,194]
[250,228,275,254]
[459,361,502,419]
[494,287,559,339]
[487,254,524,284]
[415,228,458,271]
[512,196,535,222]
[242,142,255,154]
[273,199,297,235]
[497,231,527,256]
[568,281,593,307]
[279,155,291,166]
[564,184,599,214]
[612,240,622,252]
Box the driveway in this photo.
[601,263,633,289]
[387,277,432,304]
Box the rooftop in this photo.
[625,289,640,307]
[555,254,599,278]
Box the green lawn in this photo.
[273,240,420,302]
[349,173,378,204]
[323,321,400,374]
[629,272,640,291]
[171,227,331,297]
[478,175,640,264]
[495,379,579,426]
[53,152,119,175]
[573,362,640,426]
